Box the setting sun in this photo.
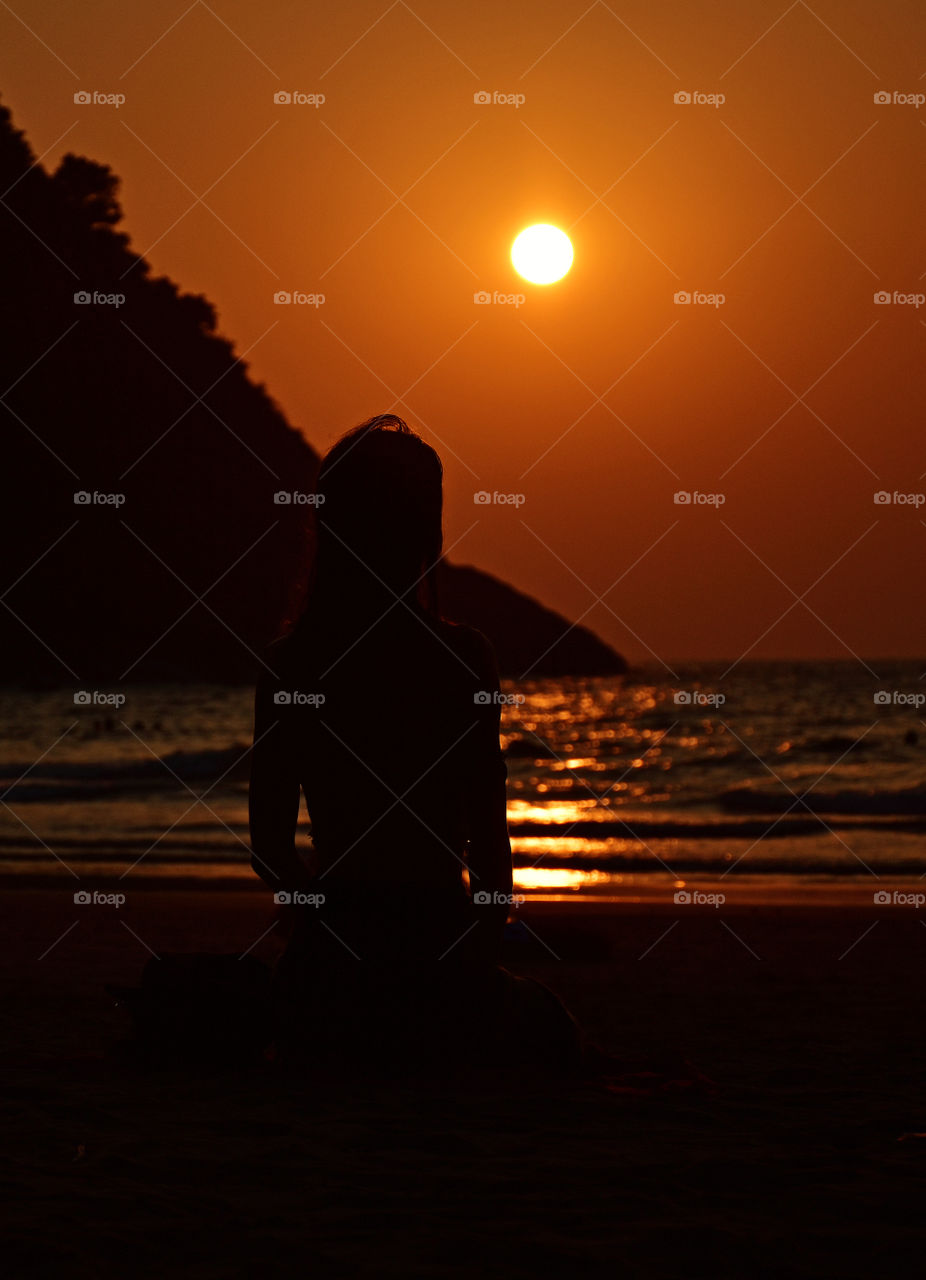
[511,224,573,285]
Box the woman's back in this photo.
[262,607,505,896]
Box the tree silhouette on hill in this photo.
[0,99,624,682]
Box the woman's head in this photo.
[311,414,443,617]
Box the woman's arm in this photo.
[248,670,314,892]
[464,633,514,962]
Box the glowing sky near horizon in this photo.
[2,0,924,661]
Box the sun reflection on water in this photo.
[513,866,614,892]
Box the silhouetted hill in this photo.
[438,564,624,678]
[0,98,625,682]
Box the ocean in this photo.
[2,660,924,900]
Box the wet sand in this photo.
[4,885,926,1278]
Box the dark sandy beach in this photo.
[4,886,926,1278]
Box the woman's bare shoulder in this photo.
[435,619,499,680]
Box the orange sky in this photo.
[3,0,924,663]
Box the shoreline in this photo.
[5,874,926,910]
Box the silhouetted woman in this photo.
[249,415,553,1069]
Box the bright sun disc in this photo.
[511,224,573,285]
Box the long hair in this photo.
[292,414,443,636]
